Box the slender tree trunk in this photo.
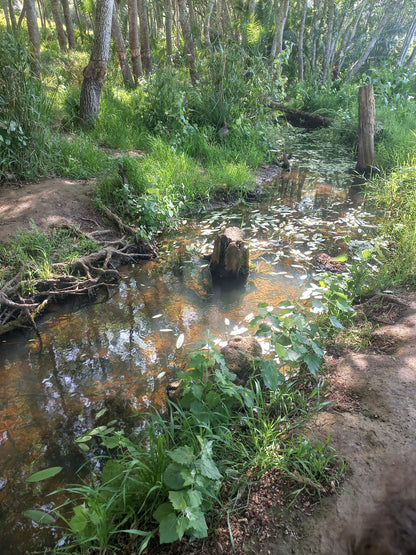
[406,44,416,66]
[79,0,113,125]
[177,0,198,84]
[112,0,134,86]
[128,0,142,78]
[270,0,290,61]
[24,0,40,75]
[321,0,334,81]
[336,0,366,75]
[8,0,17,30]
[51,0,68,52]
[18,4,27,28]
[204,0,215,48]
[2,0,11,32]
[248,0,256,15]
[298,0,307,81]
[61,0,76,49]
[398,12,416,66]
[175,0,180,48]
[310,0,322,70]
[165,0,173,63]
[137,0,152,73]
[347,8,391,81]
[36,0,45,27]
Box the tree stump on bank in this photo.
[210,227,249,281]
[356,85,379,177]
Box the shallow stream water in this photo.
[0,166,376,553]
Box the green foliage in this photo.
[0,34,51,179]
[26,306,345,552]
[0,223,99,286]
[366,162,416,286]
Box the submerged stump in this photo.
[209,227,249,281]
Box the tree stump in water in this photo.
[210,227,249,280]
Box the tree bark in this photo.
[335,0,366,76]
[165,0,173,62]
[270,0,290,61]
[137,0,152,73]
[79,0,113,126]
[398,12,416,66]
[310,0,322,71]
[24,0,40,75]
[204,0,215,49]
[298,0,308,81]
[61,0,76,49]
[346,8,391,81]
[406,44,416,66]
[128,0,143,78]
[112,0,134,86]
[321,0,334,81]
[8,0,17,30]
[50,0,67,52]
[356,85,376,175]
[178,0,199,84]
[2,0,11,32]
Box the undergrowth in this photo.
[24,276,353,553]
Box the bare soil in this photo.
[0,177,105,243]
[2,179,415,554]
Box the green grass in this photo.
[0,223,99,286]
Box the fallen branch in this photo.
[270,101,332,129]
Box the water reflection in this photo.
[0,170,376,553]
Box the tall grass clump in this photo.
[0,34,52,180]
[366,159,416,286]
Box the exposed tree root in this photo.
[0,232,158,337]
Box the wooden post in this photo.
[356,85,376,176]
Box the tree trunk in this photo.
[321,0,334,81]
[18,3,27,29]
[398,12,416,66]
[406,44,416,66]
[310,0,322,70]
[204,0,215,49]
[128,0,142,78]
[298,0,307,81]
[61,0,76,49]
[270,0,290,61]
[2,0,11,32]
[137,0,152,73]
[165,0,173,63]
[335,0,366,76]
[356,85,376,175]
[36,0,45,27]
[248,0,256,15]
[112,0,134,86]
[79,0,113,126]
[24,0,40,75]
[51,0,67,52]
[346,8,391,81]
[8,0,17,30]
[178,0,198,84]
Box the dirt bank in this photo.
[243,292,416,554]
[0,178,103,243]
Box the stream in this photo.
[0,163,377,553]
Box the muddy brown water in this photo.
[0,170,376,553]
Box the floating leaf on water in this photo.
[283,274,294,279]
[176,334,185,349]
[244,313,254,322]
[27,467,63,482]
[157,371,166,379]
[24,510,55,525]
[96,408,107,419]
[160,329,173,332]
[200,264,209,269]
[224,318,230,326]
[230,326,248,336]
[152,314,163,319]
